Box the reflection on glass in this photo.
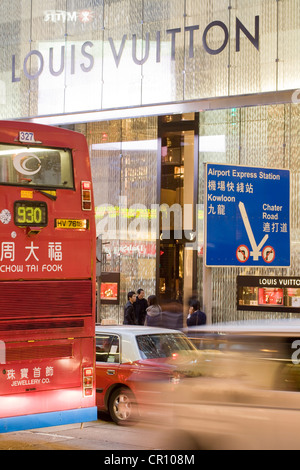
[0,144,73,189]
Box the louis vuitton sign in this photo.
[12,16,259,83]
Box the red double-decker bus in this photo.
[0,121,97,432]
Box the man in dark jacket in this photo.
[135,288,148,325]
[187,299,206,327]
[123,291,137,325]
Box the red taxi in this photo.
[95,325,197,425]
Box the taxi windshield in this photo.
[0,144,74,189]
[136,333,195,359]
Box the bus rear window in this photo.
[0,144,74,189]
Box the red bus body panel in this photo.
[0,121,96,430]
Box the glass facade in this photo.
[1,0,300,119]
[198,104,300,323]
[1,1,300,324]
[78,104,300,324]
[78,117,158,323]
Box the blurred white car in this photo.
[165,320,300,450]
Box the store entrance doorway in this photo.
[157,114,199,310]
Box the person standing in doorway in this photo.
[135,288,148,326]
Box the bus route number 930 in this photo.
[14,201,48,227]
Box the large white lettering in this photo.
[42,264,63,272]
[0,265,23,273]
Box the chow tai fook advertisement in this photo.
[237,276,300,313]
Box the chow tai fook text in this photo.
[11,16,259,82]
[0,241,63,274]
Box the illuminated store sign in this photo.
[11,15,259,83]
[237,276,300,314]
[43,10,95,24]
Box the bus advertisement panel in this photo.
[0,121,97,432]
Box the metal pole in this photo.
[203,265,212,325]
[96,236,102,324]
[203,163,213,325]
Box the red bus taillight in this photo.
[81,181,92,211]
[83,367,94,397]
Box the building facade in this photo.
[2,0,300,323]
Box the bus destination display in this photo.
[14,201,48,227]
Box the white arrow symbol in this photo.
[239,202,269,261]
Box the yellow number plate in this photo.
[55,219,88,230]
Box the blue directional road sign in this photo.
[205,163,290,267]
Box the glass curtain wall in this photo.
[76,117,158,323]
[198,104,300,323]
[74,103,300,325]
[2,0,300,119]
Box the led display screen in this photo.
[14,201,48,227]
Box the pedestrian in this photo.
[161,300,183,330]
[144,295,162,327]
[187,299,206,327]
[135,288,148,325]
[123,291,137,325]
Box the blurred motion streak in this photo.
[95,326,201,426]
[156,320,300,450]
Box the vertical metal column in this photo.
[203,163,212,325]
